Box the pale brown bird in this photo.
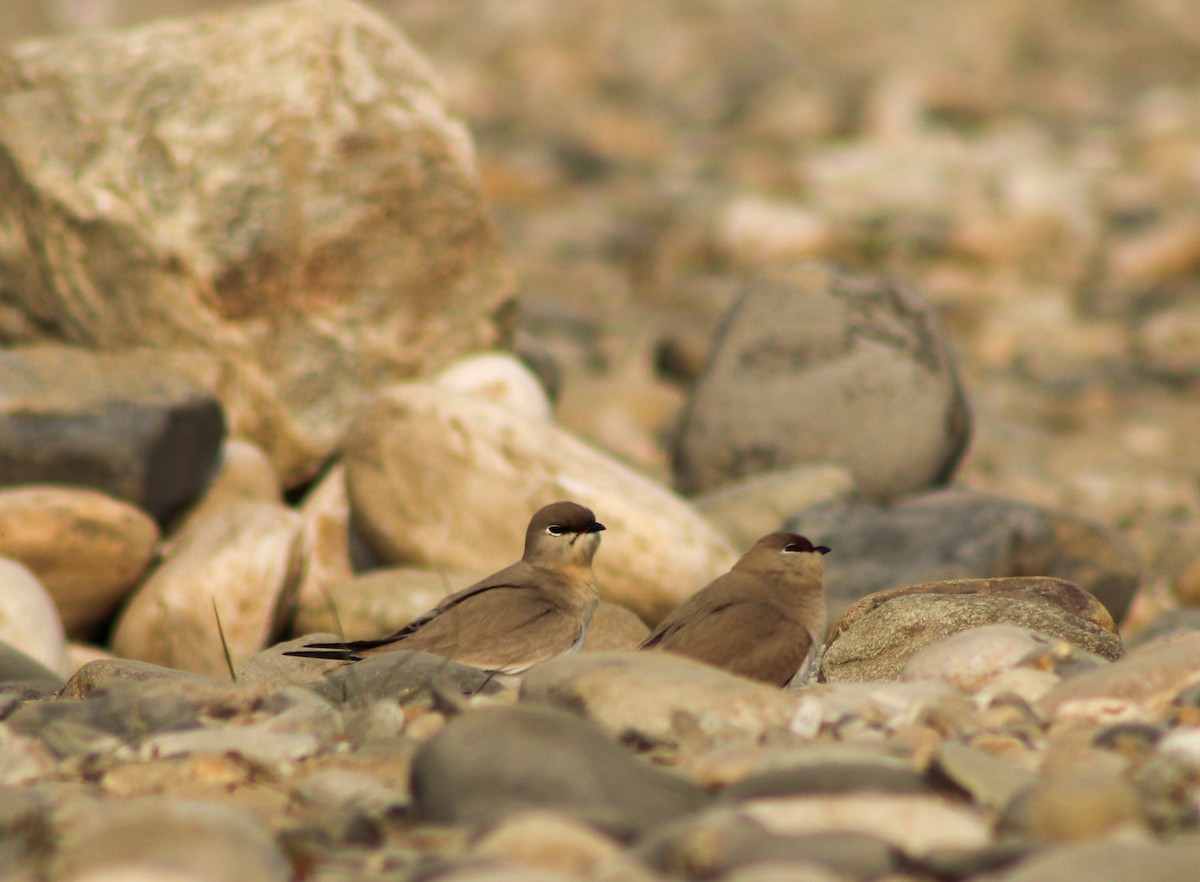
[639,532,829,687]
[286,501,605,674]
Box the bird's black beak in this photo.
[816,545,831,555]
[588,522,606,533]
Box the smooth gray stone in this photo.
[59,657,205,700]
[638,810,899,882]
[0,346,225,519]
[0,642,64,696]
[672,263,970,499]
[310,650,503,706]
[722,754,932,801]
[410,704,708,839]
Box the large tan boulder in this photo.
[0,0,513,484]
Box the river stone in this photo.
[0,642,66,696]
[1038,630,1200,719]
[902,624,1108,694]
[997,770,1146,841]
[291,566,481,642]
[672,263,970,499]
[521,651,795,745]
[111,501,303,676]
[0,347,225,520]
[0,486,159,638]
[167,439,281,539]
[693,464,855,550]
[51,798,290,882]
[410,704,708,838]
[59,658,205,700]
[738,793,989,857]
[433,352,554,422]
[1041,507,1141,624]
[990,840,1200,882]
[0,0,513,485]
[310,649,503,706]
[721,751,932,801]
[471,810,625,876]
[0,558,68,677]
[788,489,1138,626]
[639,808,899,881]
[343,383,736,623]
[583,602,651,651]
[822,583,1123,683]
[933,741,1039,811]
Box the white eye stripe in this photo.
[546,525,566,536]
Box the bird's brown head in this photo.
[736,531,830,582]
[524,501,606,566]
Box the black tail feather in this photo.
[282,649,362,661]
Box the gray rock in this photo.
[1125,607,1200,649]
[0,347,224,520]
[0,641,65,697]
[693,464,855,550]
[0,487,160,638]
[672,263,970,499]
[933,741,1038,811]
[997,770,1147,841]
[59,658,205,700]
[582,602,651,651]
[1038,630,1200,719]
[0,785,52,870]
[1041,507,1141,625]
[51,798,291,882]
[410,704,708,838]
[520,651,795,746]
[988,840,1200,882]
[788,488,1139,626]
[822,582,1123,683]
[0,0,512,485]
[721,751,932,801]
[638,810,899,881]
[310,650,503,706]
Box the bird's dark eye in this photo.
[546,525,566,536]
[783,544,801,553]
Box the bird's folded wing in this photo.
[647,601,811,687]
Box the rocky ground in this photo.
[4,1,1200,880]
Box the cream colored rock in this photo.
[521,651,795,744]
[0,487,159,637]
[294,464,355,622]
[112,501,303,675]
[66,643,116,677]
[291,566,481,640]
[582,602,651,651]
[434,352,553,422]
[693,464,855,550]
[168,439,281,540]
[902,624,1068,692]
[739,794,989,856]
[0,557,68,676]
[472,810,624,875]
[344,383,737,622]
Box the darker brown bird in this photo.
[285,501,605,674]
[639,532,829,687]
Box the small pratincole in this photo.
[639,532,828,687]
[285,501,605,675]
